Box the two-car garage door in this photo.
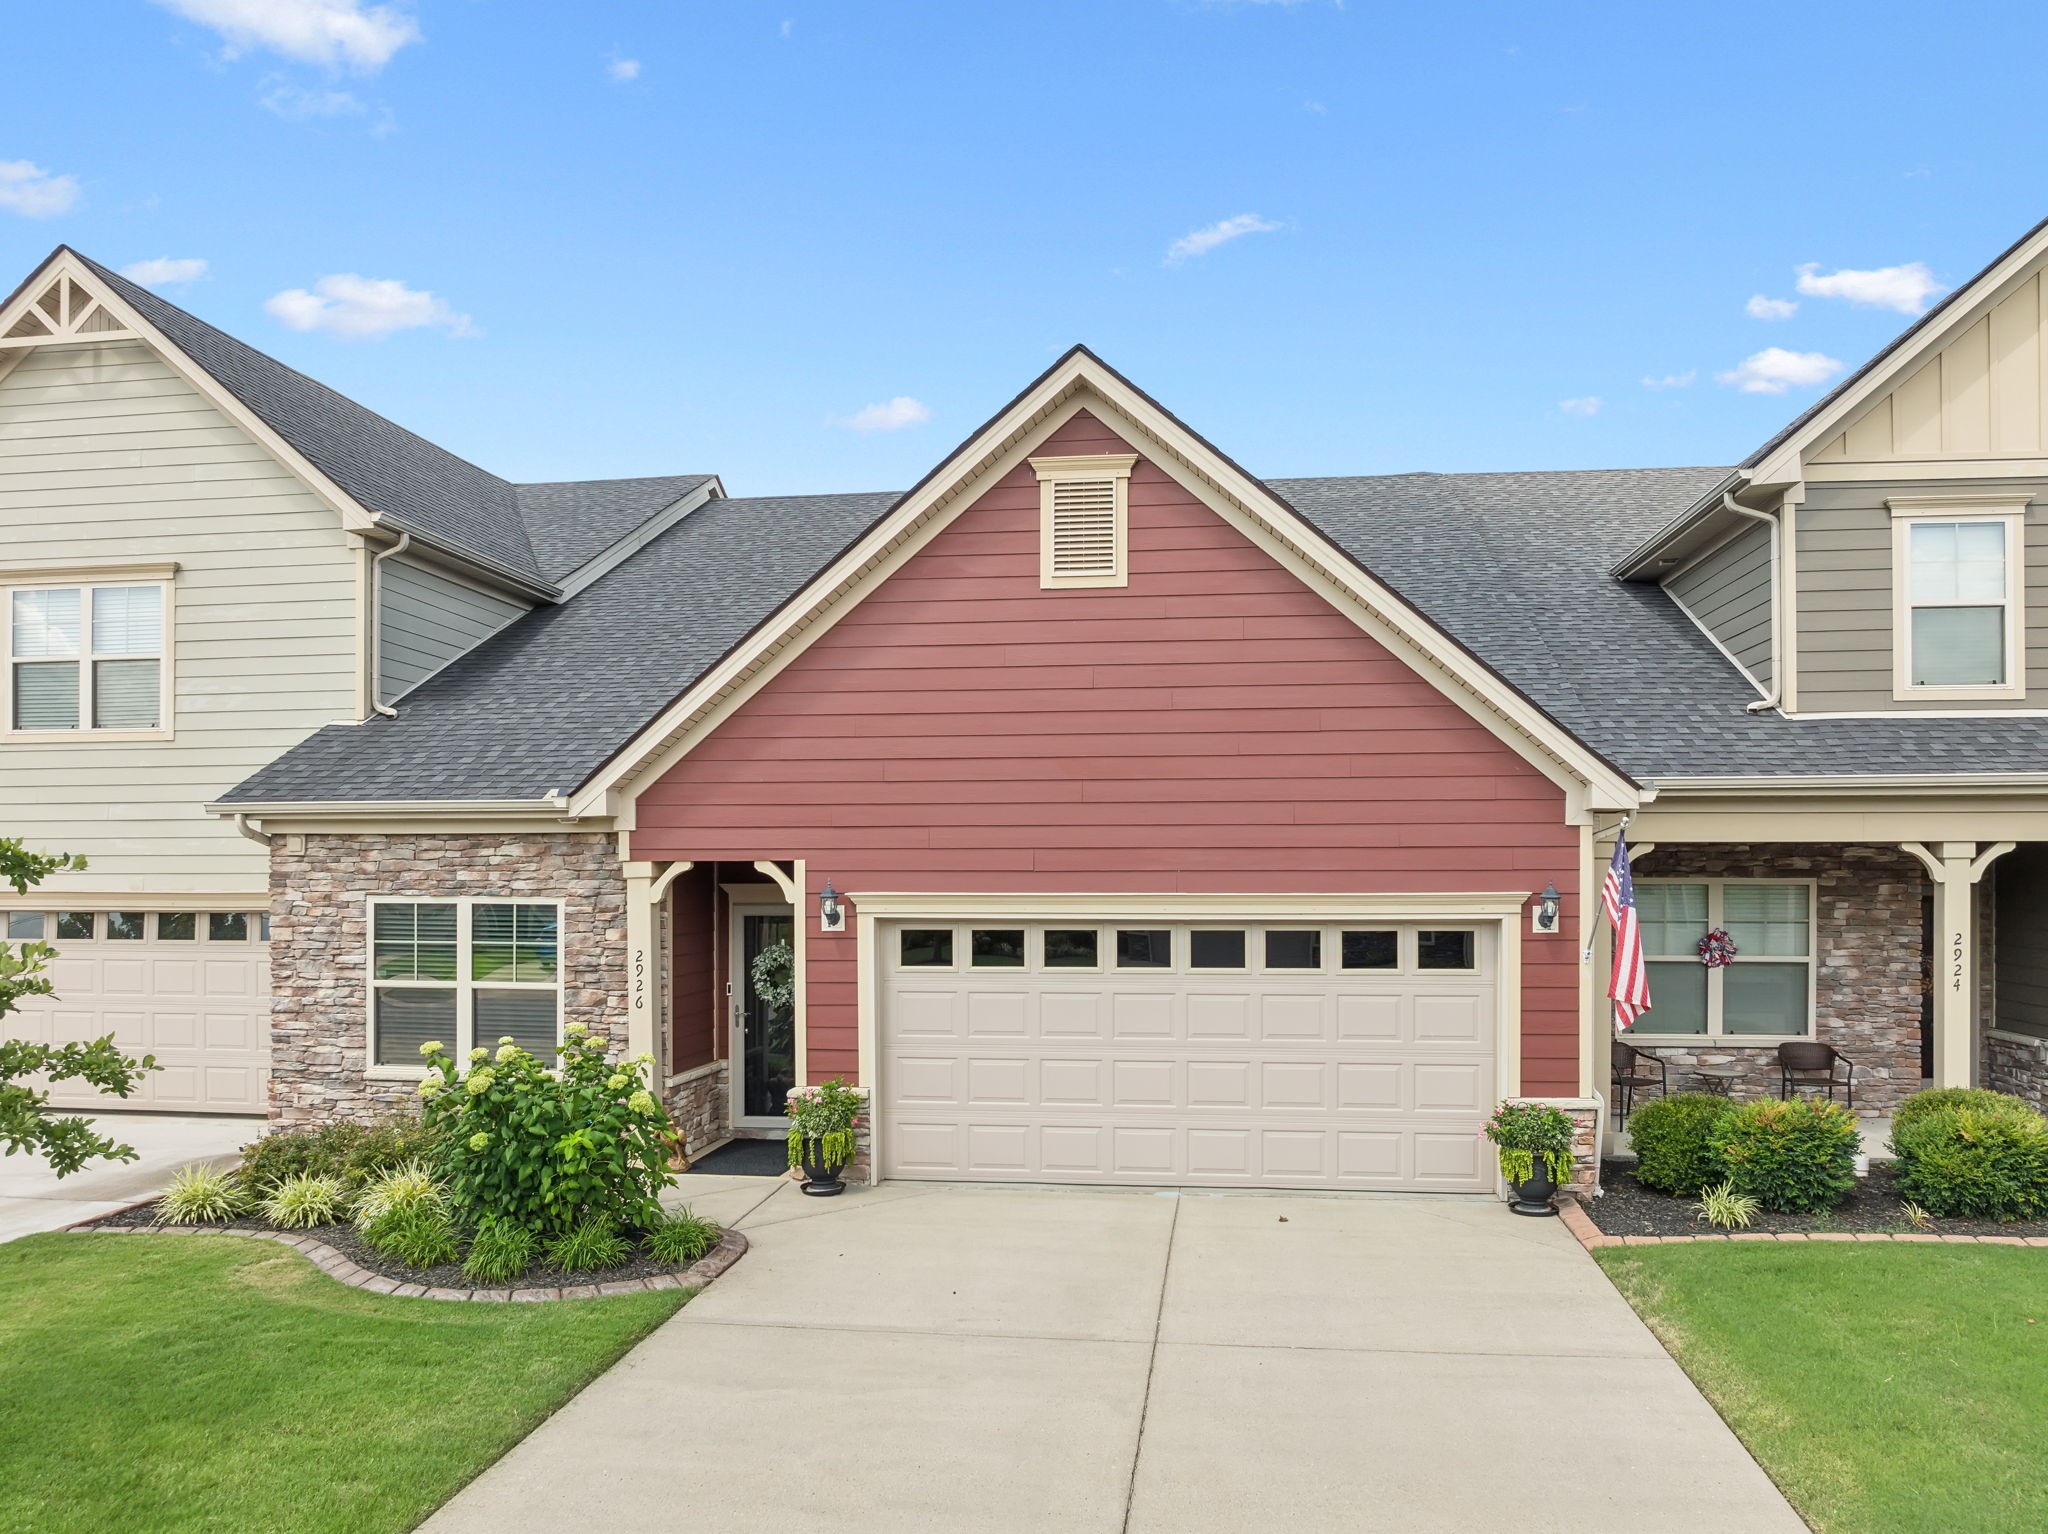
[879,917,1499,1193]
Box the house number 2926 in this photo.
[632,947,646,1010]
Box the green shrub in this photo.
[1891,1098,2048,1220]
[544,1215,631,1274]
[238,1115,436,1195]
[1892,1088,2024,1134]
[1709,1098,1860,1213]
[1627,1093,1738,1196]
[155,1162,243,1224]
[462,1216,539,1285]
[1693,1180,1761,1230]
[645,1209,721,1266]
[259,1172,347,1230]
[420,1024,673,1236]
[366,1202,460,1269]
[351,1160,444,1232]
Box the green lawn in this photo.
[0,1233,690,1534]
[1599,1243,2048,1534]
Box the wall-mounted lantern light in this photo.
[819,879,846,932]
[1532,883,1562,935]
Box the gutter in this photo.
[203,792,585,822]
[368,532,411,719]
[1645,773,2048,796]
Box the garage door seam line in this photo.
[1120,1192,1180,1534]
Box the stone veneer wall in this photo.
[1623,844,1926,1117]
[1986,1031,2048,1113]
[666,1063,731,1160]
[268,831,630,1125]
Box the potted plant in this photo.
[1484,1101,1577,1217]
[785,1076,866,1196]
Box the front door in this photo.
[732,906,796,1122]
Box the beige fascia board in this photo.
[579,357,1638,819]
[370,529,556,606]
[554,477,724,600]
[0,890,268,910]
[1749,228,2048,488]
[1646,773,2048,795]
[1612,473,1750,580]
[1809,457,2048,482]
[204,798,605,834]
[849,891,1534,921]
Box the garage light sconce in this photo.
[1532,884,1562,935]
[818,880,846,933]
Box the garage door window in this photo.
[370,898,565,1068]
[901,929,954,967]
[158,913,195,941]
[1265,929,1322,970]
[56,912,93,940]
[970,929,1025,967]
[1043,929,1099,967]
[209,913,248,942]
[1190,929,1247,969]
[7,912,42,940]
[1341,929,1398,969]
[107,912,144,940]
[1417,930,1477,970]
[1116,929,1172,968]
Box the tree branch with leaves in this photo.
[0,838,159,1176]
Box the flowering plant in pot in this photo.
[785,1076,866,1196]
[1484,1101,1577,1217]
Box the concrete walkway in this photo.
[0,1111,254,1244]
[424,1178,1806,1534]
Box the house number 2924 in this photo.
[1952,932,1965,992]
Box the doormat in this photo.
[681,1138,789,1178]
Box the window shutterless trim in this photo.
[1888,500,2027,703]
[1634,878,1817,1041]
[2,575,174,738]
[363,896,566,1076]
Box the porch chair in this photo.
[1777,1042,1856,1110]
[1611,1040,1669,1119]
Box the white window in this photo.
[1032,453,1137,589]
[1890,500,2025,701]
[5,580,169,734]
[1631,880,1814,1040]
[368,898,564,1069]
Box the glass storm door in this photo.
[737,909,796,1120]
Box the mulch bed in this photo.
[1589,1158,2048,1240]
[85,1201,693,1292]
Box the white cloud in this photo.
[779,18,794,37]
[1641,371,1696,390]
[1557,396,1602,417]
[151,0,420,72]
[1717,347,1845,395]
[837,396,932,433]
[260,80,366,118]
[263,273,474,339]
[607,57,640,82]
[121,257,210,288]
[1303,99,1327,114]
[1745,294,1798,320]
[1164,213,1281,266]
[1795,260,1945,316]
[0,160,79,218]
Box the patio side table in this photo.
[1691,1064,1745,1096]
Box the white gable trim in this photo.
[1748,220,2048,488]
[574,349,1641,825]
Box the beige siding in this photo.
[0,341,360,895]
[1666,521,1772,690]
[377,552,526,701]
[1813,271,2048,462]
[1793,478,2048,712]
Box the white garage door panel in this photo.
[879,920,1498,1193]
[7,913,270,1115]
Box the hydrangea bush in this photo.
[418,1023,675,1235]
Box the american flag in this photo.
[1602,832,1652,1027]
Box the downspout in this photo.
[231,813,273,848]
[368,532,411,719]
[1721,491,1783,714]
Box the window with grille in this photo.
[1032,452,1136,588]
[6,581,168,733]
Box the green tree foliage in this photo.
[0,838,158,1176]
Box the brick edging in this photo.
[67,1222,749,1300]
[1555,1197,2048,1250]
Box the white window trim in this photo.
[2,570,175,740]
[1032,452,1136,590]
[364,896,566,1078]
[1635,878,1817,1043]
[1889,497,2028,703]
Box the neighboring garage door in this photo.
[879,918,1498,1192]
[6,909,270,1114]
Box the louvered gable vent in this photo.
[1032,452,1137,589]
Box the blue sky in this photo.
[8,1,2048,495]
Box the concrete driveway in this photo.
[0,1111,254,1244]
[425,1179,1805,1534]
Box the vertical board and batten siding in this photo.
[1666,521,1773,691]
[1793,478,2048,712]
[377,552,527,701]
[630,410,1583,1095]
[0,341,359,893]
[1812,271,2048,463]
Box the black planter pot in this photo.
[1508,1161,1560,1217]
[798,1137,847,1197]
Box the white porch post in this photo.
[1903,842,2013,1089]
[623,858,694,1074]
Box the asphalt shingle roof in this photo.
[222,462,2048,806]
[220,492,899,804]
[515,475,715,583]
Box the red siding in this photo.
[633,411,1583,1095]
[667,863,717,1072]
